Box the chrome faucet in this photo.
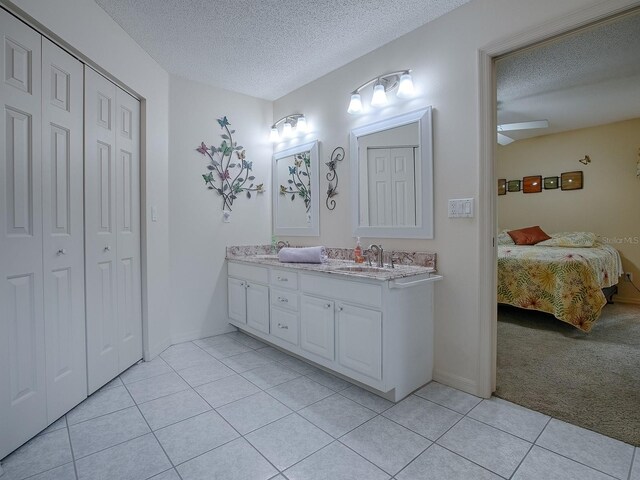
[368,244,384,268]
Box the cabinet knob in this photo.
[56,248,66,256]
[278,297,288,303]
[324,303,331,309]
[104,245,111,252]
[246,284,250,288]
[277,323,289,330]
[338,306,344,311]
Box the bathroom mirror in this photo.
[350,107,433,238]
[272,140,319,236]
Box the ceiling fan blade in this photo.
[497,120,549,132]
[497,133,515,145]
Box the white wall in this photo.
[273,0,636,395]
[4,0,172,358]
[168,75,273,342]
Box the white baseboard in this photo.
[171,325,236,345]
[433,369,482,398]
[615,296,640,306]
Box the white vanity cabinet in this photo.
[300,295,335,361]
[227,259,441,402]
[336,303,382,381]
[227,263,270,333]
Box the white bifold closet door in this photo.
[0,10,86,459]
[84,67,142,394]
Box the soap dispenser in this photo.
[354,237,364,263]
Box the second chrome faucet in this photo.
[368,244,384,268]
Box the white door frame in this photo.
[476,0,640,397]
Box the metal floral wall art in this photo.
[325,147,344,210]
[279,151,312,212]
[196,116,264,211]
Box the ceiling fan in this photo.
[497,120,549,145]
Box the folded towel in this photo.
[278,246,327,264]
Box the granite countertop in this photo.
[227,255,436,281]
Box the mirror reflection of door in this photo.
[366,147,417,226]
[357,122,420,227]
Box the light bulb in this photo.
[397,72,414,98]
[283,121,293,137]
[296,116,307,133]
[347,93,362,114]
[371,83,387,107]
[269,127,279,142]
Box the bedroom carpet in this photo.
[496,303,640,446]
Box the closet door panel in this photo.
[115,90,142,371]
[85,67,119,393]
[0,9,45,459]
[41,38,86,421]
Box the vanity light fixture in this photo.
[269,113,308,142]
[347,70,413,114]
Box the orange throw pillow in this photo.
[507,226,551,245]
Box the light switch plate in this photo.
[448,198,474,218]
[151,206,158,222]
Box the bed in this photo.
[497,232,623,332]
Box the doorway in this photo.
[481,4,640,441]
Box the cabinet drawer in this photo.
[271,288,299,312]
[300,274,381,308]
[228,262,268,283]
[270,269,298,290]
[270,307,299,345]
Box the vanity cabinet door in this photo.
[246,282,270,334]
[300,295,335,361]
[337,303,382,380]
[228,277,247,323]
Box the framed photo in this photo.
[561,171,583,190]
[507,180,521,192]
[498,178,506,196]
[543,176,559,189]
[523,175,542,193]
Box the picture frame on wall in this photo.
[561,171,583,190]
[523,175,542,193]
[498,178,506,195]
[507,180,521,192]
[543,176,559,189]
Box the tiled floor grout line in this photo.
[161,346,287,477]
[120,380,186,480]
[62,416,81,480]
[392,443,437,479]
[335,426,430,478]
[504,415,553,480]
[534,444,627,480]
[628,447,636,480]
[627,446,640,480]
[66,401,137,429]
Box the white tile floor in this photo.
[2,331,639,480]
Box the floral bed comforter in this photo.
[497,243,622,332]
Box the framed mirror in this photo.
[350,107,433,239]
[272,140,319,236]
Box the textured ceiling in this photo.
[497,11,640,142]
[94,0,471,100]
